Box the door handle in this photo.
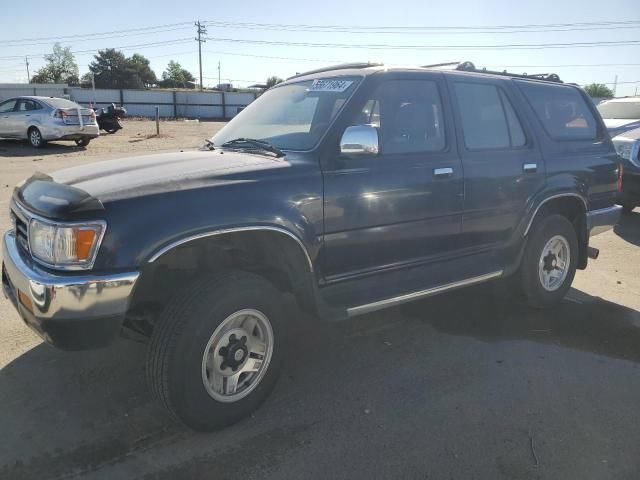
[24,114,30,117]
[523,163,537,173]
[433,167,454,178]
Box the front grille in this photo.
[11,207,29,254]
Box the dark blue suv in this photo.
[2,62,622,430]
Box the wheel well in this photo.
[127,231,317,332]
[532,196,588,269]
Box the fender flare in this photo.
[523,193,588,237]
[146,225,314,273]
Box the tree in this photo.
[265,76,284,88]
[87,50,157,89]
[129,53,157,88]
[30,43,79,84]
[158,60,196,88]
[88,48,158,88]
[584,83,614,99]
[89,49,140,89]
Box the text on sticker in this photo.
[309,79,354,92]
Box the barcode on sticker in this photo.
[309,79,354,92]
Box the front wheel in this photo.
[146,271,286,431]
[520,214,578,308]
[75,138,91,147]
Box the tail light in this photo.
[90,110,96,119]
[617,163,624,193]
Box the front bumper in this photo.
[2,231,139,350]
[586,205,623,237]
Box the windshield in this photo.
[211,77,361,150]
[597,100,640,120]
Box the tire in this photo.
[520,214,578,308]
[147,271,286,431]
[75,138,91,147]
[28,127,45,148]
[621,203,635,214]
[105,128,118,134]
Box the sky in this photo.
[0,0,639,96]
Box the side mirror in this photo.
[340,125,379,157]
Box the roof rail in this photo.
[421,60,563,83]
[420,61,461,69]
[287,62,384,80]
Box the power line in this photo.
[204,36,640,50]
[582,80,640,86]
[0,22,192,45]
[201,19,640,31]
[201,50,640,68]
[1,26,194,48]
[203,49,338,63]
[0,38,193,60]
[203,20,640,35]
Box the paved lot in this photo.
[1,121,639,479]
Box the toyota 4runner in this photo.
[2,62,622,431]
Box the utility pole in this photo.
[25,56,30,83]
[195,21,207,91]
[218,61,221,88]
[613,74,618,97]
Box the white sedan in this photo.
[0,96,99,148]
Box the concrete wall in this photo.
[0,84,257,119]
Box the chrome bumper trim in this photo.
[586,205,622,237]
[2,231,139,320]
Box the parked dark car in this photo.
[610,126,640,213]
[2,62,622,431]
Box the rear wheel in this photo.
[28,127,45,148]
[520,214,578,308]
[147,271,286,431]
[75,138,91,147]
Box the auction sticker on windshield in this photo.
[309,79,354,92]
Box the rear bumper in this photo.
[586,205,622,237]
[41,123,99,141]
[2,231,139,350]
[620,173,640,204]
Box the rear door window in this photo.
[16,100,37,111]
[453,82,526,150]
[517,81,598,140]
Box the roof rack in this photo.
[287,62,384,80]
[422,61,563,83]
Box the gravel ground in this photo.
[0,120,639,479]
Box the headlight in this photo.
[613,137,640,168]
[28,218,106,269]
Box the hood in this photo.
[16,150,290,219]
[603,118,640,137]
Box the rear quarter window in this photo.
[517,81,598,140]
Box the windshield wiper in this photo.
[221,138,285,158]
[204,139,216,151]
